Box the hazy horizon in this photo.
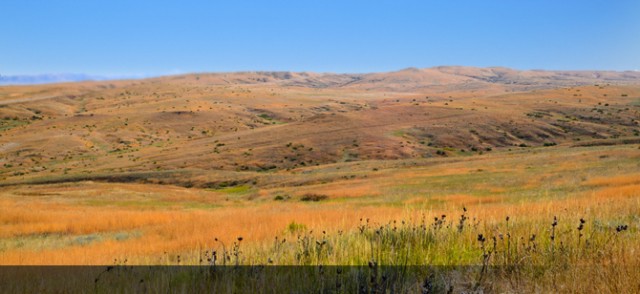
[3,65,640,86]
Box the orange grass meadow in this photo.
[1,144,638,266]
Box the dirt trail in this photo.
[0,142,19,153]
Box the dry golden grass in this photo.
[0,199,406,264]
[1,144,638,265]
[0,146,638,293]
[585,174,640,187]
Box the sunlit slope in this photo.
[1,67,639,185]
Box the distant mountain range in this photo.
[0,73,153,85]
[0,73,111,85]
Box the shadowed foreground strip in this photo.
[6,265,636,293]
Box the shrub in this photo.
[300,194,328,202]
[287,221,307,233]
[274,195,290,201]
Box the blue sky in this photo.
[1,1,639,76]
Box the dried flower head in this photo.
[616,225,628,232]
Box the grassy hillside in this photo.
[1,68,639,186]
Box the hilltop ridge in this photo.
[151,66,640,91]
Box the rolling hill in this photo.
[1,66,639,188]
